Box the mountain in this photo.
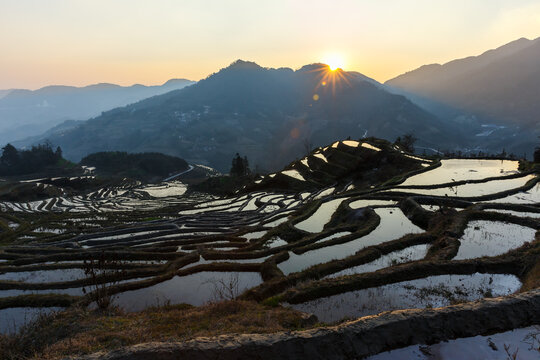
[19,60,466,172]
[0,79,194,145]
[0,90,12,99]
[386,37,540,129]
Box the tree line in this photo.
[80,152,189,179]
[0,143,64,176]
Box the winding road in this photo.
[163,165,194,181]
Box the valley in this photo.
[0,138,538,359]
[2,7,540,356]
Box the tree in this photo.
[0,142,66,176]
[0,144,19,167]
[534,141,540,163]
[83,252,127,310]
[55,146,63,159]
[230,153,250,177]
[230,153,243,177]
[242,156,251,176]
[394,133,417,153]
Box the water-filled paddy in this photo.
[241,230,267,240]
[400,159,519,186]
[487,209,540,218]
[368,326,540,360]
[0,268,87,283]
[262,211,294,227]
[139,182,187,197]
[487,183,540,204]
[0,287,85,298]
[314,231,352,244]
[113,271,263,311]
[289,273,521,323]
[394,175,534,197]
[281,169,305,181]
[0,307,62,334]
[264,236,288,248]
[0,154,537,346]
[0,276,152,299]
[454,220,536,260]
[295,199,345,233]
[280,208,423,275]
[349,199,396,209]
[324,244,429,279]
[314,187,335,200]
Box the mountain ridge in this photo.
[385,36,540,128]
[3,78,194,97]
[16,60,466,172]
[0,78,195,146]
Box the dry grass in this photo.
[0,300,316,360]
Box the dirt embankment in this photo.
[77,289,540,360]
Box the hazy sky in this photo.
[1,0,539,89]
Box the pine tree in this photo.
[230,153,244,176]
[230,153,251,176]
[242,156,250,176]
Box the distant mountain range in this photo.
[17,60,466,172]
[0,79,194,145]
[13,36,540,171]
[0,90,12,99]
[386,37,540,129]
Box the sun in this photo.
[322,54,345,71]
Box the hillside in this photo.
[24,60,465,172]
[246,137,430,192]
[386,37,540,129]
[80,151,190,182]
[0,79,194,145]
[0,90,11,99]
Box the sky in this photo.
[1,0,539,89]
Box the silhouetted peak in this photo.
[201,60,267,82]
[509,37,531,44]
[86,83,122,90]
[227,59,263,70]
[296,63,331,73]
[162,78,193,86]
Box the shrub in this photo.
[83,252,126,310]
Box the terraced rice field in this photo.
[368,326,540,360]
[0,142,538,360]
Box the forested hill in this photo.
[80,152,189,182]
[26,60,464,172]
[386,37,540,129]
